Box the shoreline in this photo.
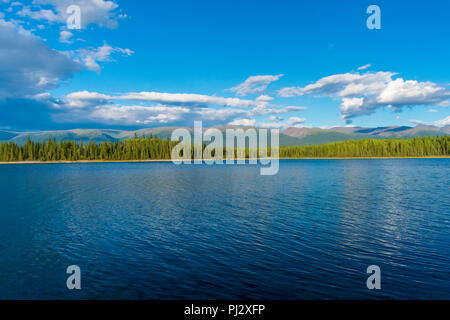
[0,156,449,164]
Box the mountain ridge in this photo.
[1,125,448,146]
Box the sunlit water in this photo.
[0,159,449,299]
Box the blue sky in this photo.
[0,0,449,131]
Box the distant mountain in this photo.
[0,130,17,141]
[0,128,180,145]
[281,125,449,145]
[1,125,448,146]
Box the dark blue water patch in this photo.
[0,159,449,299]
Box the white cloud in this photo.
[69,43,133,73]
[17,0,121,29]
[434,116,450,127]
[228,74,283,96]
[278,71,395,97]
[287,116,306,125]
[120,92,261,108]
[79,104,252,126]
[437,100,450,107]
[340,97,369,118]
[409,119,427,125]
[408,116,450,127]
[65,90,268,109]
[194,107,248,122]
[278,70,450,122]
[65,91,111,108]
[245,105,306,119]
[258,122,285,129]
[90,105,190,124]
[268,116,282,121]
[52,88,307,127]
[259,116,306,129]
[17,6,59,22]
[59,30,73,43]
[256,95,273,102]
[357,64,371,71]
[377,78,448,106]
[66,91,111,100]
[428,109,438,112]
[229,118,256,126]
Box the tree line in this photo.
[0,134,176,162]
[280,135,449,158]
[0,134,448,162]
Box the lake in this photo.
[0,159,449,299]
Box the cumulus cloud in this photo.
[278,71,395,98]
[229,118,256,126]
[59,30,73,43]
[286,116,307,127]
[0,18,81,99]
[69,43,133,73]
[228,74,283,96]
[17,6,59,22]
[278,70,450,122]
[17,0,122,28]
[64,91,111,108]
[377,78,448,106]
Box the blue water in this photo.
[0,159,449,299]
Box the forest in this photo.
[0,134,448,162]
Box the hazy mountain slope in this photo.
[9,129,118,145]
[282,127,320,138]
[293,132,384,146]
[0,130,18,141]
[282,125,448,141]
